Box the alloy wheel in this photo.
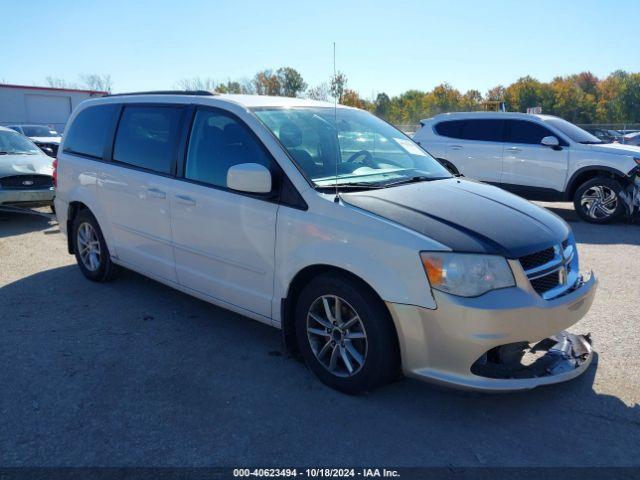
[580,185,618,220]
[306,295,368,378]
[77,222,101,272]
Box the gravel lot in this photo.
[0,203,638,468]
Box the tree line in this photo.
[42,68,640,125]
[176,68,640,126]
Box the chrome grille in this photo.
[530,271,561,294]
[519,238,579,300]
[519,247,555,271]
[0,174,53,190]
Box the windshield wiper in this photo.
[314,182,385,192]
[380,175,448,188]
[579,141,604,144]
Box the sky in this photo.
[1,0,639,98]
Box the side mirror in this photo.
[226,163,272,194]
[541,136,560,147]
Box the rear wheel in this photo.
[573,177,625,224]
[294,273,399,394]
[72,210,118,281]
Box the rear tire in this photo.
[294,273,399,394]
[573,177,625,224]
[72,209,118,282]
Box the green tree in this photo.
[276,67,307,97]
[374,93,391,119]
[330,71,348,102]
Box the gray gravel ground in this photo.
[0,203,638,467]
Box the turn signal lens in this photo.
[421,254,444,286]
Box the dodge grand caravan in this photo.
[55,93,597,393]
[414,112,640,224]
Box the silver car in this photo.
[0,126,55,209]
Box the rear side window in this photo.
[185,109,273,190]
[113,106,183,174]
[459,120,505,142]
[64,105,118,158]
[434,119,504,142]
[434,120,464,138]
[507,120,555,145]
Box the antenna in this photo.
[333,42,340,203]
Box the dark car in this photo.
[7,124,61,157]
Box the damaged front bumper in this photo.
[386,271,597,392]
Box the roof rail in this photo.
[107,90,216,97]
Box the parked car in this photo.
[7,124,62,157]
[414,112,640,223]
[585,128,623,143]
[622,131,640,146]
[0,126,55,209]
[55,93,596,393]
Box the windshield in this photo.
[254,107,451,188]
[0,131,41,155]
[21,125,58,137]
[542,117,602,144]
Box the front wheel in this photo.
[294,273,399,394]
[573,177,625,224]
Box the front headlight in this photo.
[420,252,515,297]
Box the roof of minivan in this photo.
[421,112,557,123]
[94,92,341,109]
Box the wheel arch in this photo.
[66,201,91,254]
[564,166,631,201]
[280,264,401,361]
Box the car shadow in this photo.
[537,202,640,246]
[0,209,57,239]
[0,264,638,467]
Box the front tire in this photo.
[294,273,399,394]
[72,209,118,281]
[573,177,625,224]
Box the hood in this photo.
[0,153,54,177]
[580,142,640,157]
[29,136,61,145]
[342,178,569,258]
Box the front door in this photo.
[170,107,278,318]
[501,119,569,197]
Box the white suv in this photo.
[414,112,640,223]
[55,93,597,393]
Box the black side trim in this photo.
[500,183,564,201]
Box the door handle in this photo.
[506,147,521,153]
[175,194,196,206]
[450,145,463,150]
[147,188,166,199]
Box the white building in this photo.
[0,84,107,134]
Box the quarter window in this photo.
[185,109,273,190]
[64,105,118,158]
[507,120,555,145]
[113,106,183,174]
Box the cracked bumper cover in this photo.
[386,271,597,392]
